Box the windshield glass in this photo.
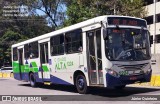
[105,28,151,61]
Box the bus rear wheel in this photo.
[29,73,37,87]
[75,74,88,94]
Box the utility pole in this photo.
[114,3,116,15]
[153,0,157,54]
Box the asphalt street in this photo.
[0,78,160,104]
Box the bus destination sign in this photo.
[107,17,147,27]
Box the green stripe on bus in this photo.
[42,65,49,72]
[13,61,39,73]
[24,64,29,72]
[31,62,37,67]
[33,67,38,72]
[13,61,19,73]
[21,65,25,73]
[29,67,34,72]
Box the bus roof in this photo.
[12,15,146,48]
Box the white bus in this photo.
[12,15,152,94]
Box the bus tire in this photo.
[29,73,37,87]
[114,85,126,90]
[75,74,88,94]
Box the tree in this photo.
[65,0,147,26]
[64,0,94,26]
[114,0,147,17]
[0,0,52,67]
[0,29,21,66]
[22,0,66,29]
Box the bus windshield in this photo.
[105,28,151,61]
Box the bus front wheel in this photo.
[75,74,88,94]
[29,73,37,87]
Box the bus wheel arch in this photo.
[73,70,89,94]
[29,72,37,87]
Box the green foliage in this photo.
[21,0,66,29]
[0,29,21,66]
[0,29,21,44]
[0,0,52,67]
[64,0,147,26]
[116,0,147,17]
[64,0,93,26]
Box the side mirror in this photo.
[103,29,108,40]
[148,31,152,47]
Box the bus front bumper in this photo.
[106,70,152,87]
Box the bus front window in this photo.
[105,28,151,61]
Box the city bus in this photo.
[11,15,152,94]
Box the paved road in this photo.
[0,78,160,104]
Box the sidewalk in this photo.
[150,54,160,87]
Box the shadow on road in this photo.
[18,83,160,97]
[88,86,160,97]
[19,83,78,93]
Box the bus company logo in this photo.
[1,96,42,101]
[2,96,11,101]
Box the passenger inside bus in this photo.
[29,45,35,58]
[78,42,83,52]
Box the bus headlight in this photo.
[146,69,151,75]
[107,69,119,77]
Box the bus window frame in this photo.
[65,29,83,54]
[24,41,39,59]
[50,34,65,56]
[13,47,18,61]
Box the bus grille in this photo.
[116,63,149,71]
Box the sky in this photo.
[35,4,67,26]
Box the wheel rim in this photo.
[77,76,84,90]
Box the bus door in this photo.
[18,48,23,80]
[87,29,103,85]
[40,42,50,80]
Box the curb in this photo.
[0,72,159,87]
[0,72,13,78]
[132,75,160,87]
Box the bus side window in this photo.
[13,47,18,61]
[65,29,82,53]
[24,44,29,59]
[29,44,34,58]
[28,41,39,59]
[78,41,83,52]
[50,34,64,56]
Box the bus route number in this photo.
[119,71,129,76]
[67,61,73,66]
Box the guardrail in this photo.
[0,72,13,78]
[131,75,160,87]
[148,75,160,86]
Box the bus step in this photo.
[44,82,51,85]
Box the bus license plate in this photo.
[134,70,140,74]
[130,76,137,80]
